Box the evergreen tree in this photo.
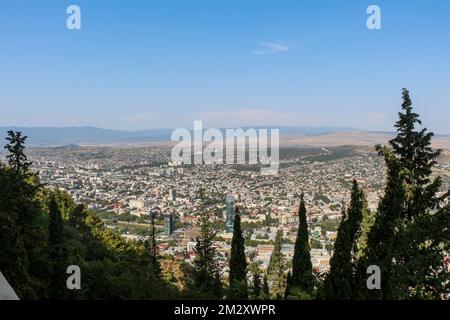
[188,189,222,299]
[355,208,376,261]
[284,271,292,298]
[67,204,86,231]
[48,194,66,299]
[267,230,286,299]
[356,89,449,299]
[289,193,314,296]
[144,211,161,274]
[5,131,32,172]
[0,132,181,300]
[319,180,368,299]
[262,274,270,300]
[228,206,248,299]
[249,263,262,299]
[0,131,41,299]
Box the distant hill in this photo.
[0,126,358,147]
[281,130,450,150]
[0,126,174,147]
[1,126,448,149]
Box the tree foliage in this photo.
[0,131,179,299]
[288,193,315,296]
[319,180,369,299]
[228,206,248,299]
[355,89,449,299]
[267,230,286,299]
[184,189,223,299]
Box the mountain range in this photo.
[0,126,448,149]
[0,126,360,147]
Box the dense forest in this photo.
[0,89,449,299]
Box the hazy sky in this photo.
[1,0,449,133]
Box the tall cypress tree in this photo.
[228,206,248,299]
[188,188,222,299]
[48,193,66,299]
[144,211,161,275]
[319,180,368,299]
[262,274,270,299]
[267,230,286,299]
[356,89,449,299]
[284,271,292,298]
[249,263,262,299]
[289,193,314,296]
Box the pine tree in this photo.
[250,264,262,299]
[5,131,32,173]
[284,271,292,298]
[0,131,41,299]
[356,89,449,299]
[262,274,270,299]
[144,211,161,274]
[188,189,222,299]
[48,193,66,299]
[289,193,314,296]
[228,206,248,299]
[267,230,286,299]
[67,204,86,231]
[319,180,368,299]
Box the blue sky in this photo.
[0,0,449,133]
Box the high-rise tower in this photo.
[164,213,176,236]
[225,194,234,233]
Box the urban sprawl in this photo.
[8,144,449,286]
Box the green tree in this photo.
[284,271,292,298]
[0,131,181,300]
[186,189,222,299]
[144,211,160,274]
[228,206,248,299]
[48,194,67,299]
[289,193,314,296]
[5,131,32,172]
[356,89,449,299]
[0,131,42,299]
[267,230,286,299]
[319,180,368,299]
[262,274,270,300]
[249,262,262,299]
[67,204,86,231]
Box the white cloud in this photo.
[252,41,298,55]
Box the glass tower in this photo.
[225,194,234,233]
[164,213,175,236]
